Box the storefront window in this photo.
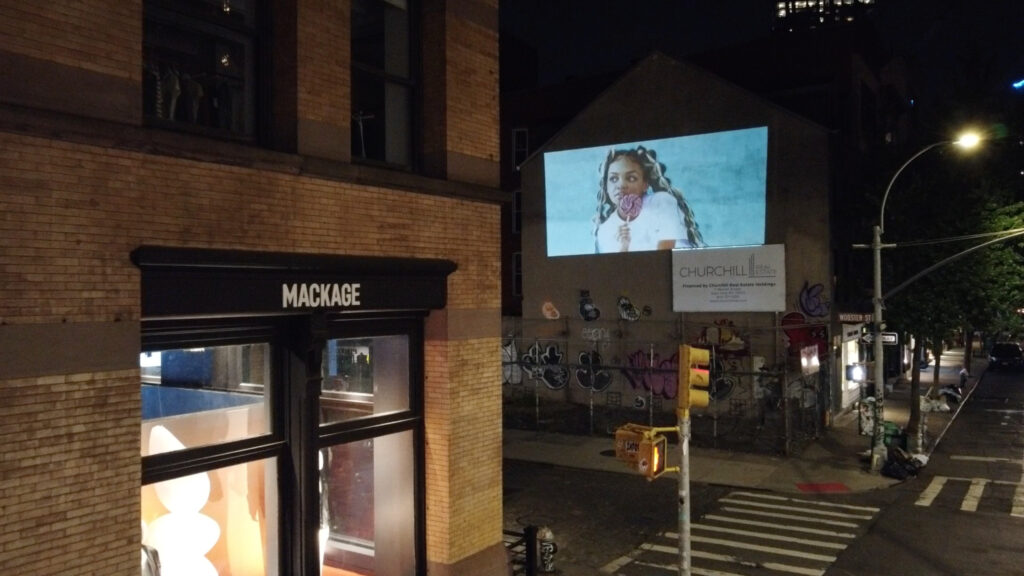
[141,342,270,456]
[142,455,279,576]
[320,335,410,424]
[320,431,415,575]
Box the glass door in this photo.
[317,324,423,576]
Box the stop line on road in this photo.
[598,491,880,575]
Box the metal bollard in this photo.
[537,526,557,573]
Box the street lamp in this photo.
[869,132,981,471]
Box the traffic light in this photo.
[638,434,668,480]
[679,345,710,410]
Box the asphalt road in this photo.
[503,458,731,575]
[829,367,1024,576]
[504,365,1024,575]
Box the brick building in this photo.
[0,1,505,575]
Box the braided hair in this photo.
[593,146,705,248]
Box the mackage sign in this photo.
[133,246,456,318]
[282,282,362,309]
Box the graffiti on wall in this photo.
[575,350,613,391]
[501,339,523,385]
[781,311,828,356]
[621,349,679,399]
[617,295,651,322]
[520,342,570,390]
[798,281,831,318]
[578,289,600,321]
[697,319,748,352]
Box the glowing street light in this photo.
[867,130,982,471]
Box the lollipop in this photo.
[618,193,643,221]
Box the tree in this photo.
[882,147,1024,440]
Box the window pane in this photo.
[320,335,409,424]
[351,71,411,166]
[141,343,270,455]
[319,431,415,575]
[144,3,257,137]
[352,0,410,78]
[142,455,279,576]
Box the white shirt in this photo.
[596,192,688,253]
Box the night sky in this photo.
[500,0,1024,114]
[500,0,773,86]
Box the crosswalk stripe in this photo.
[700,515,857,539]
[935,475,1019,485]
[917,474,1024,515]
[632,557,750,576]
[691,534,837,562]
[692,523,848,550]
[961,478,988,512]
[690,550,826,575]
[916,476,946,507]
[728,491,880,513]
[721,506,860,528]
[1015,463,1024,517]
[719,498,875,520]
[951,455,1024,465]
[605,493,880,575]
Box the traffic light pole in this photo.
[678,407,691,576]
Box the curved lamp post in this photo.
[869,132,981,471]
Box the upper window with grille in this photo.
[143,0,260,140]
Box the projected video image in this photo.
[543,127,768,257]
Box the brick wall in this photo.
[297,0,348,126]
[0,2,140,81]
[447,19,500,163]
[0,370,139,576]
[424,337,503,564]
[0,0,504,572]
[0,127,503,574]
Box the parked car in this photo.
[989,342,1024,370]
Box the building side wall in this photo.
[515,55,832,417]
[0,128,502,573]
[0,0,505,573]
[443,0,500,186]
[0,2,141,123]
[297,0,350,160]
[0,370,139,576]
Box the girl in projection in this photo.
[592,146,704,253]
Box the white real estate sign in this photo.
[672,244,786,312]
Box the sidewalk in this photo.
[503,348,984,494]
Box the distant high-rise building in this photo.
[774,0,876,31]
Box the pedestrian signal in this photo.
[639,434,668,480]
[613,425,646,472]
[679,345,711,410]
[613,424,677,481]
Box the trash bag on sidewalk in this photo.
[882,446,920,480]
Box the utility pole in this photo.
[678,408,691,576]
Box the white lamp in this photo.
[144,425,221,576]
